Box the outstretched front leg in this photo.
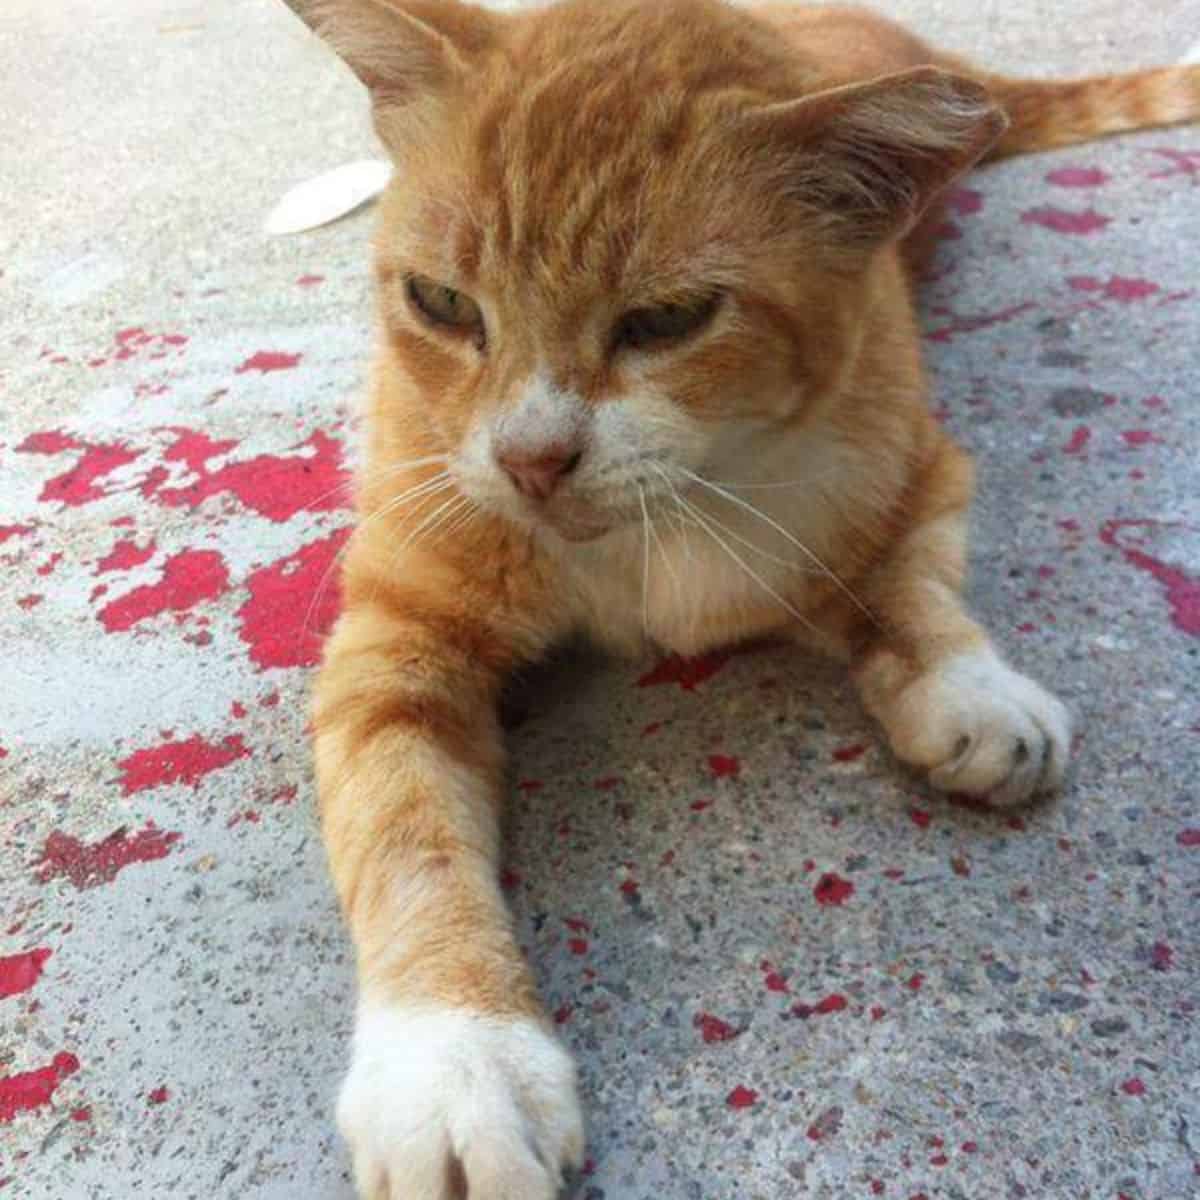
[314,537,582,1199]
[851,438,1072,806]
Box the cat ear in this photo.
[301,1,496,136]
[746,67,1007,248]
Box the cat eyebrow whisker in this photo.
[679,468,881,630]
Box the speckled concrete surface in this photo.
[1,2,1198,1198]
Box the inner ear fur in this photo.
[745,67,1008,247]
[301,0,497,141]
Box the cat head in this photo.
[309,0,1004,542]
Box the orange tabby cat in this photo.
[299,1,1200,1195]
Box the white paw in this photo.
[884,649,1072,806]
[338,1005,584,1200]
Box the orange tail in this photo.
[975,64,1200,159]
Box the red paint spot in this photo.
[231,700,247,718]
[567,938,589,956]
[1120,1077,1146,1096]
[95,538,156,573]
[961,1141,979,1153]
[0,949,52,999]
[553,1004,573,1025]
[763,971,789,994]
[35,825,181,889]
[619,878,639,897]
[726,1085,758,1110]
[930,1154,949,1167]
[17,431,141,507]
[813,872,854,906]
[0,1052,79,1123]
[70,1106,92,1123]
[945,187,983,216]
[1047,166,1110,188]
[832,743,866,763]
[907,972,925,991]
[638,650,730,690]
[1121,430,1163,447]
[951,855,971,877]
[0,523,35,546]
[815,993,848,1014]
[708,754,740,778]
[117,732,250,795]
[641,721,664,736]
[1063,426,1091,455]
[871,1182,885,1196]
[593,775,620,791]
[499,868,521,891]
[1147,147,1200,180]
[870,1005,887,1021]
[909,808,932,829]
[98,549,229,632]
[690,798,712,812]
[1100,520,1200,637]
[517,779,543,794]
[1021,207,1110,235]
[147,1085,169,1105]
[693,1013,738,1043]
[926,301,1036,343]
[564,918,590,932]
[235,350,301,374]
[296,274,324,287]
[146,429,349,523]
[236,527,352,669]
[1066,276,1159,303]
[1178,829,1200,847]
[16,594,43,611]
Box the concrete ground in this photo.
[2,1,1198,1197]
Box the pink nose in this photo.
[497,446,582,501]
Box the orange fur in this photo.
[295,2,1195,1193]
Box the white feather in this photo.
[263,159,392,236]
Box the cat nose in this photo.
[496,445,583,501]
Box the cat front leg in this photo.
[313,550,582,1199]
[850,439,1072,806]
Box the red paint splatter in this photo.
[1068,275,1159,303]
[35,825,181,889]
[871,1182,885,1196]
[1021,207,1110,235]
[1147,147,1200,180]
[813,872,854,906]
[567,938,589,956]
[98,549,229,632]
[146,429,349,523]
[593,775,620,791]
[70,1106,92,1122]
[17,431,141,507]
[944,187,983,216]
[117,732,250,794]
[1121,430,1163,447]
[870,1005,887,1021]
[1062,425,1091,455]
[909,808,932,829]
[1100,520,1200,637]
[1120,1078,1146,1096]
[235,350,301,374]
[147,1085,169,1105]
[814,993,847,1014]
[637,650,730,690]
[1047,166,1110,188]
[0,1052,79,1123]
[930,1154,949,1167]
[806,1105,844,1141]
[0,523,35,546]
[926,301,1036,343]
[1177,829,1200,847]
[95,538,156,573]
[236,527,352,669]
[907,972,925,991]
[726,1085,758,1110]
[708,754,740,778]
[296,274,325,287]
[693,1013,738,1043]
[961,1141,978,1153]
[763,969,789,994]
[0,949,52,999]
[832,743,866,763]
[111,327,187,362]
[16,594,43,611]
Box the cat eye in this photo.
[613,294,721,352]
[406,275,485,341]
